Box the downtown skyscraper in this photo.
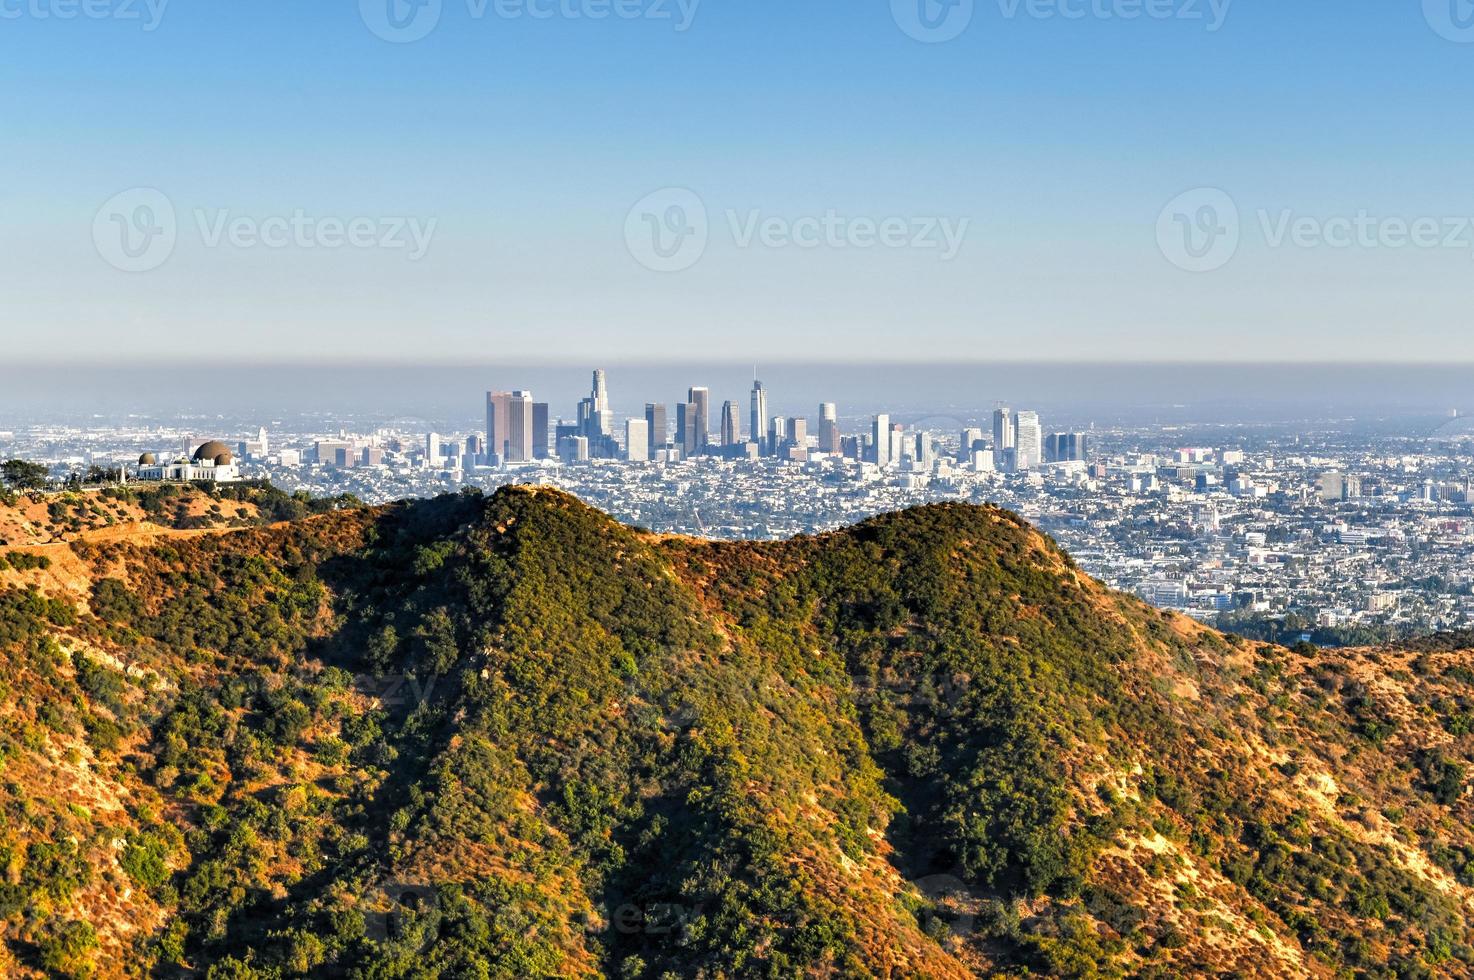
[750,380,768,455]
[644,403,668,457]
[1015,411,1042,470]
[720,400,740,446]
[818,403,840,454]
[506,390,535,463]
[993,407,1015,455]
[873,414,891,467]
[688,387,710,454]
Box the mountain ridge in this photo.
[0,485,1471,978]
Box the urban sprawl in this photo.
[6,369,1474,646]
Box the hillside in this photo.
[0,485,1471,978]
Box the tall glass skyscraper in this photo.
[750,380,768,455]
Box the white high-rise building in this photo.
[1015,411,1042,470]
[873,414,891,467]
[625,418,650,462]
[818,403,840,453]
[993,408,1015,453]
[507,390,535,462]
[425,432,441,468]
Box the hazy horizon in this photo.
[2,361,1468,431]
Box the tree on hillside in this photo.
[1,459,49,491]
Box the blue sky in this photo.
[4,0,1473,362]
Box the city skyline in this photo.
[464,366,1090,477]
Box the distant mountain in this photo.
[0,484,1471,978]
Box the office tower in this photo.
[533,403,550,459]
[750,380,768,455]
[558,435,590,464]
[787,417,807,449]
[645,403,668,457]
[591,369,611,417]
[507,390,535,462]
[362,447,384,467]
[769,416,787,453]
[555,421,579,452]
[890,424,907,466]
[1319,472,1347,503]
[720,400,740,446]
[486,391,512,460]
[625,418,650,462]
[314,440,352,466]
[465,434,482,459]
[914,432,932,467]
[1046,432,1090,463]
[425,432,441,467]
[687,387,710,453]
[579,370,614,441]
[993,407,1015,453]
[678,402,701,457]
[1015,411,1042,470]
[959,427,983,463]
[840,435,860,460]
[818,403,840,453]
[873,414,891,467]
